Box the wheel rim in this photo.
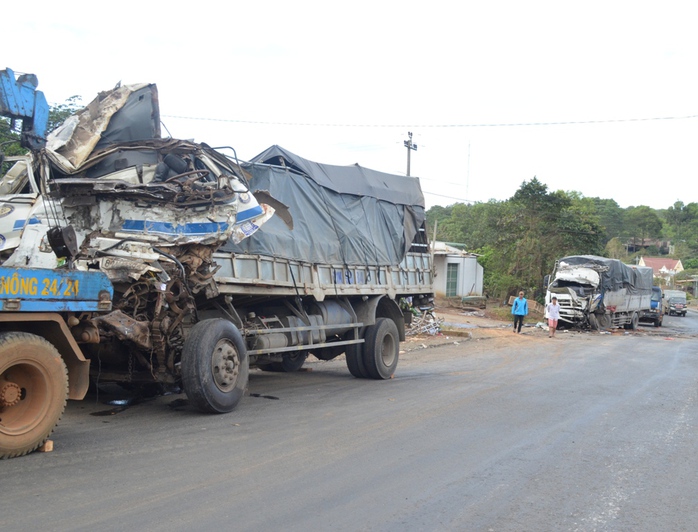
[211,339,240,393]
[0,361,51,436]
[380,334,397,367]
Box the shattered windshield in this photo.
[550,279,595,297]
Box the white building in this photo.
[431,242,484,298]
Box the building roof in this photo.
[431,241,480,256]
[638,257,683,273]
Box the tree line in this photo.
[426,178,698,300]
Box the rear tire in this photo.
[182,319,249,413]
[0,332,68,459]
[362,318,399,380]
[344,330,368,378]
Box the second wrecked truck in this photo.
[545,255,653,330]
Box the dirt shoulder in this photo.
[402,303,543,352]
[400,301,673,353]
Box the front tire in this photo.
[589,313,599,330]
[182,319,249,413]
[362,318,399,380]
[625,312,639,330]
[0,332,68,459]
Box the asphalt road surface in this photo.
[3,311,698,531]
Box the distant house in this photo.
[638,256,684,284]
[431,242,484,298]
[626,239,671,254]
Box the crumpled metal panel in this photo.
[93,310,152,350]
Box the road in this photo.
[3,311,698,531]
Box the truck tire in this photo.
[362,318,399,380]
[181,319,249,414]
[630,312,639,330]
[0,332,68,459]
[344,330,369,378]
[260,353,307,372]
[589,314,599,330]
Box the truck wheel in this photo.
[182,319,249,414]
[589,314,599,330]
[362,318,399,380]
[260,353,308,372]
[593,313,611,329]
[0,332,68,459]
[655,318,662,327]
[630,312,639,330]
[345,331,368,378]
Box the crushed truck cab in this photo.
[1,69,433,457]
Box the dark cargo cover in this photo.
[222,146,426,266]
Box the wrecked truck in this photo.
[545,255,652,330]
[1,77,433,457]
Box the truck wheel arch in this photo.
[351,296,405,341]
[0,313,89,400]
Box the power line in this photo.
[162,113,698,129]
[422,190,473,203]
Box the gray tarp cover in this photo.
[221,146,426,266]
[559,255,653,294]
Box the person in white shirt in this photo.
[546,296,561,338]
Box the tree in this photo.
[431,178,606,300]
[624,206,662,248]
[437,200,503,249]
[503,179,562,290]
[0,118,23,156]
[425,204,453,242]
[604,237,626,259]
[589,197,625,245]
[46,95,82,132]
[663,201,698,257]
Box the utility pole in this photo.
[404,131,417,176]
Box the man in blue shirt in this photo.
[511,291,528,333]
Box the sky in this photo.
[6,0,698,211]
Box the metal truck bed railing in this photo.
[212,251,434,301]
